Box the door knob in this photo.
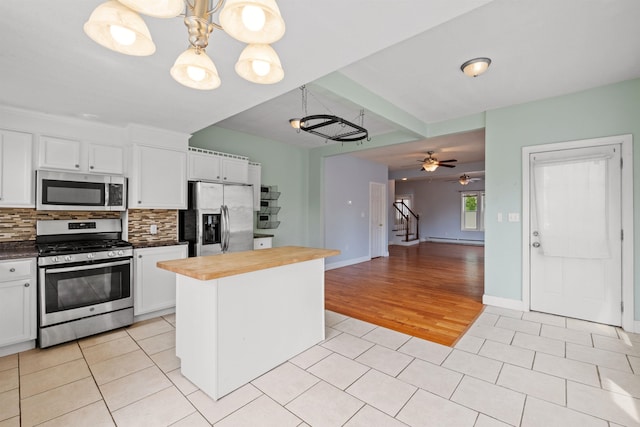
[532,242,541,248]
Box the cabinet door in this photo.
[188,152,222,181]
[134,246,188,315]
[39,136,82,171]
[132,145,187,209]
[222,157,249,184]
[0,278,36,346]
[88,143,124,174]
[248,163,261,211]
[0,130,34,207]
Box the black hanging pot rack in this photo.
[299,114,369,142]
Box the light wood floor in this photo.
[325,242,485,346]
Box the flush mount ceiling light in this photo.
[84,0,285,90]
[460,57,491,77]
[289,85,370,143]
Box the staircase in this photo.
[392,201,420,246]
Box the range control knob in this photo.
[117,250,124,256]
[52,256,59,263]
[87,253,95,259]
[64,255,72,262]
[108,251,115,257]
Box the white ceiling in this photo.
[2,0,640,173]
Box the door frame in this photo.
[521,134,634,331]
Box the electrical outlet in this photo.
[150,224,158,234]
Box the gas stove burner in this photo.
[37,239,132,256]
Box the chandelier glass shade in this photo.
[219,0,285,44]
[170,47,221,89]
[235,43,284,84]
[84,0,285,90]
[83,0,156,56]
[119,0,185,18]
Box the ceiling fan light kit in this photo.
[460,57,491,77]
[459,174,470,185]
[84,0,285,90]
[418,151,457,172]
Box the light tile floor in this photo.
[1,307,640,426]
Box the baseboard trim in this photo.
[0,339,36,357]
[482,295,526,311]
[134,307,176,323]
[634,320,640,334]
[426,237,484,246]
[325,256,371,271]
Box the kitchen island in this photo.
[157,246,340,400]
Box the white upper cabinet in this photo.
[129,144,187,209]
[187,148,249,184]
[38,136,124,175]
[222,156,249,183]
[87,143,124,174]
[0,129,34,207]
[38,136,81,171]
[188,151,222,181]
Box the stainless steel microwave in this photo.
[36,170,126,211]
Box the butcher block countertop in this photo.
[157,246,340,281]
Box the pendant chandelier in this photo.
[84,0,285,90]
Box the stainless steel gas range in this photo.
[36,219,133,348]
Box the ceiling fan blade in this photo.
[437,159,457,163]
[438,164,456,168]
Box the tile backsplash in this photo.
[126,209,178,245]
[0,209,120,242]
[0,208,177,244]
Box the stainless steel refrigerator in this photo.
[179,181,254,256]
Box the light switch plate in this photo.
[508,213,520,222]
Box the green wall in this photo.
[484,78,640,318]
[191,78,640,321]
[189,126,310,247]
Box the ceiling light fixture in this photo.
[289,85,369,143]
[460,57,491,77]
[459,174,470,185]
[84,0,285,90]
[422,161,438,172]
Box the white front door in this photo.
[370,182,386,258]
[529,144,622,325]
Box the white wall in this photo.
[324,154,388,268]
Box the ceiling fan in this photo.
[417,151,457,171]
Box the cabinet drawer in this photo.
[253,237,272,250]
[0,259,35,279]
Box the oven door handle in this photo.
[42,259,131,273]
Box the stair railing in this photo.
[392,201,420,242]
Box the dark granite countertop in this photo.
[0,240,38,260]
[131,240,188,250]
[253,233,274,238]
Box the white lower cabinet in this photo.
[134,245,188,316]
[0,258,36,347]
[253,236,273,250]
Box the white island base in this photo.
[175,258,326,400]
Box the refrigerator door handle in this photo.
[222,205,230,252]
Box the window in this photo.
[461,191,485,231]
